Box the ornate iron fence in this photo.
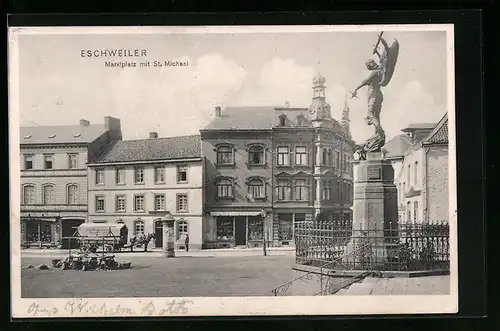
[295,220,449,271]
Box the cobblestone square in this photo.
[21,255,296,298]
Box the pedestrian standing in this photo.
[185,234,189,252]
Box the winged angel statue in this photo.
[350,32,399,159]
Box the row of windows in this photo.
[95,165,188,185]
[214,177,353,202]
[114,218,188,238]
[23,153,79,170]
[22,184,79,205]
[276,179,352,202]
[94,193,188,213]
[216,145,353,172]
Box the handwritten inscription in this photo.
[27,299,193,317]
[28,303,59,317]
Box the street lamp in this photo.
[260,209,267,256]
[162,212,176,258]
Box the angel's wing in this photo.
[379,39,400,87]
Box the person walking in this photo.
[184,234,189,252]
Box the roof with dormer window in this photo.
[20,124,108,145]
[203,106,276,130]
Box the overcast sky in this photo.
[16,29,450,142]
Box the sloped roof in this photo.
[203,107,276,131]
[401,123,437,132]
[422,113,448,146]
[382,134,413,159]
[20,124,108,145]
[274,108,311,127]
[92,135,201,164]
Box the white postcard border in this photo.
[9,24,458,318]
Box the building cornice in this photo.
[21,143,89,149]
[88,157,203,167]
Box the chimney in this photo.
[104,116,122,141]
[80,119,90,126]
[215,106,222,117]
[149,132,158,139]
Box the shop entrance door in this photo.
[154,220,163,248]
[234,217,247,246]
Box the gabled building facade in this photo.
[20,117,122,248]
[87,133,204,250]
[393,114,449,222]
[200,73,355,249]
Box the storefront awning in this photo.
[21,218,58,222]
[210,211,262,217]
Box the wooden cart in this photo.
[71,223,129,253]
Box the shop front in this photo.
[205,211,271,249]
[272,212,309,246]
[21,216,61,248]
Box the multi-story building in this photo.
[200,73,355,248]
[200,106,273,249]
[20,117,122,248]
[420,113,449,221]
[394,113,448,222]
[87,133,204,250]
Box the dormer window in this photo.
[216,145,234,165]
[279,114,287,126]
[296,115,306,126]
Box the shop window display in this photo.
[217,217,234,241]
[247,216,263,241]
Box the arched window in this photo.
[67,184,79,204]
[248,145,265,165]
[216,145,234,165]
[248,178,265,199]
[42,184,55,205]
[216,178,233,198]
[23,184,35,205]
[134,219,145,235]
[177,219,188,240]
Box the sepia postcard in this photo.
[9,24,458,318]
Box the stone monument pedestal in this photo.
[344,152,399,266]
